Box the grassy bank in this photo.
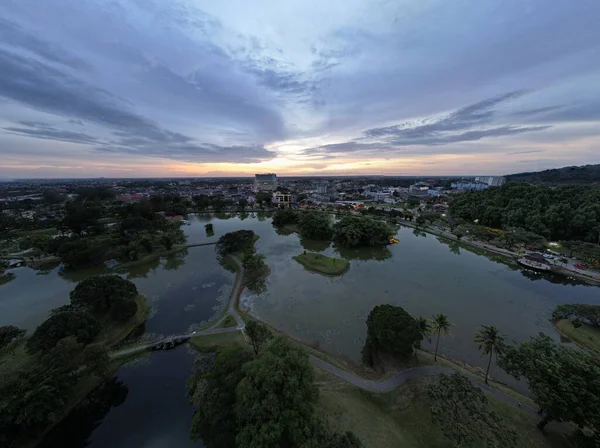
[189,331,246,352]
[113,246,187,271]
[293,252,350,276]
[94,294,149,348]
[556,319,600,356]
[315,367,572,448]
[217,315,237,328]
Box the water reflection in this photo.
[124,256,161,279]
[335,245,392,261]
[40,377,129,448]
[300,238,331,252]
[164,249,188,271]
[412,228,427,238]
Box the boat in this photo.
[517,254,552,272]
[388,237,399,245]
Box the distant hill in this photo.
[507,164,600,185]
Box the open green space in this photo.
[216,314,237,328]
[293,252,350,275]
[556,319,600,356]
[189,331,247,352]
[315,367,572,448]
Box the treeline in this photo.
[450,184,600,242]
[188,323,363,448]
[507,163,600,185]
[552,303,600,327]
[272,210,394,247]
[0,275,140,447]
[361,303,600,445]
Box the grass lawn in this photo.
[217,314,238,328]
[189,331,247,352]
[93,295,149,348]
[293,252,350,275]
[315,367,573,448]
[556,319,600,356]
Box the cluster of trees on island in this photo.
[272,210,394,247]
[0,275,141,447]
[361,303,600,446]
[188,323,363,448]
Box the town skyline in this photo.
[1,0,599,179]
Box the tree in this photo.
[361,304,421,366]
[70,274,138,320]
[0,326,26,355]
[205,223,214,237]
[235,337,319,448]
[272,209,299,227]
[245,320,273,355]
[238,198,248,210]
[499,333,600,431]
[431,313,453,361]
[297,212,333,240]
[473,325,505,384]
[332,216,392,248]
[242,251,267,281]
[415,215,426,227]
[26,309,101,353]
[552,303,600,327]
[188,347,254,448]
[428,372,517,447]
[414,317,431,362]
[82,345,111,378]
[62,203,102,235]
[215,230,256,257]
[161,233,174,250]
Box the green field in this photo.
[217,314,237,328]
[315,367,572,448]
[189,331,247,352]
[556,319,600,356]
[293,252,350,275]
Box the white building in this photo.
[409,182,431,196]
[451,181,489,191]
[272,191,292,207]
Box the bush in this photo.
[27,310,100,353]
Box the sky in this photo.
[0,0,599,179]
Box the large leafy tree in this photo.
[431,313,453,361]
[70,274,138,321]
[297,212,333,240]
[215,230,256,257]
[473,325,505,384]
[332,216,392,248]
[245,320,273,355]
[498,333,600,431]
[361,304,421,366]
[428,372,517,447]
[26,309,101,353]
[0,325,26,354]
[235,337,320,448]
[414,317,432,362]
[188,347,254,448]
[272,209,299,227]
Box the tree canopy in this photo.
[188,338,363,448]
[428,372,517,447]
[26,309,101,353]
[297,212,332,240]
[450,184,600,242]
[333,216,392,248]
[70,274,138,321]
[552,303,600,327]
[361,304,421,366]
[0,325,26,353]
[498,333,600,431]
[216,230,256,257]
[272,209,299,227]
[245,320,273,355]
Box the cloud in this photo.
[3,122,100,145]
[506,149,544,155]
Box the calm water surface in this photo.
[3,213,599,445]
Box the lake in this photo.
[4,212,599,446]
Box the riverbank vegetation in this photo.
[552,303,600,355]
[188,337,364,448]
[293,252,350,275]
[0,275,148,447]
[358,303,600,445]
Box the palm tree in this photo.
[474,325,505,384]
[431,313,453,361]
[414,317,432,362]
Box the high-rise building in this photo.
[254,173,277,192]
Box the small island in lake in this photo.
[293,252,350,276]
